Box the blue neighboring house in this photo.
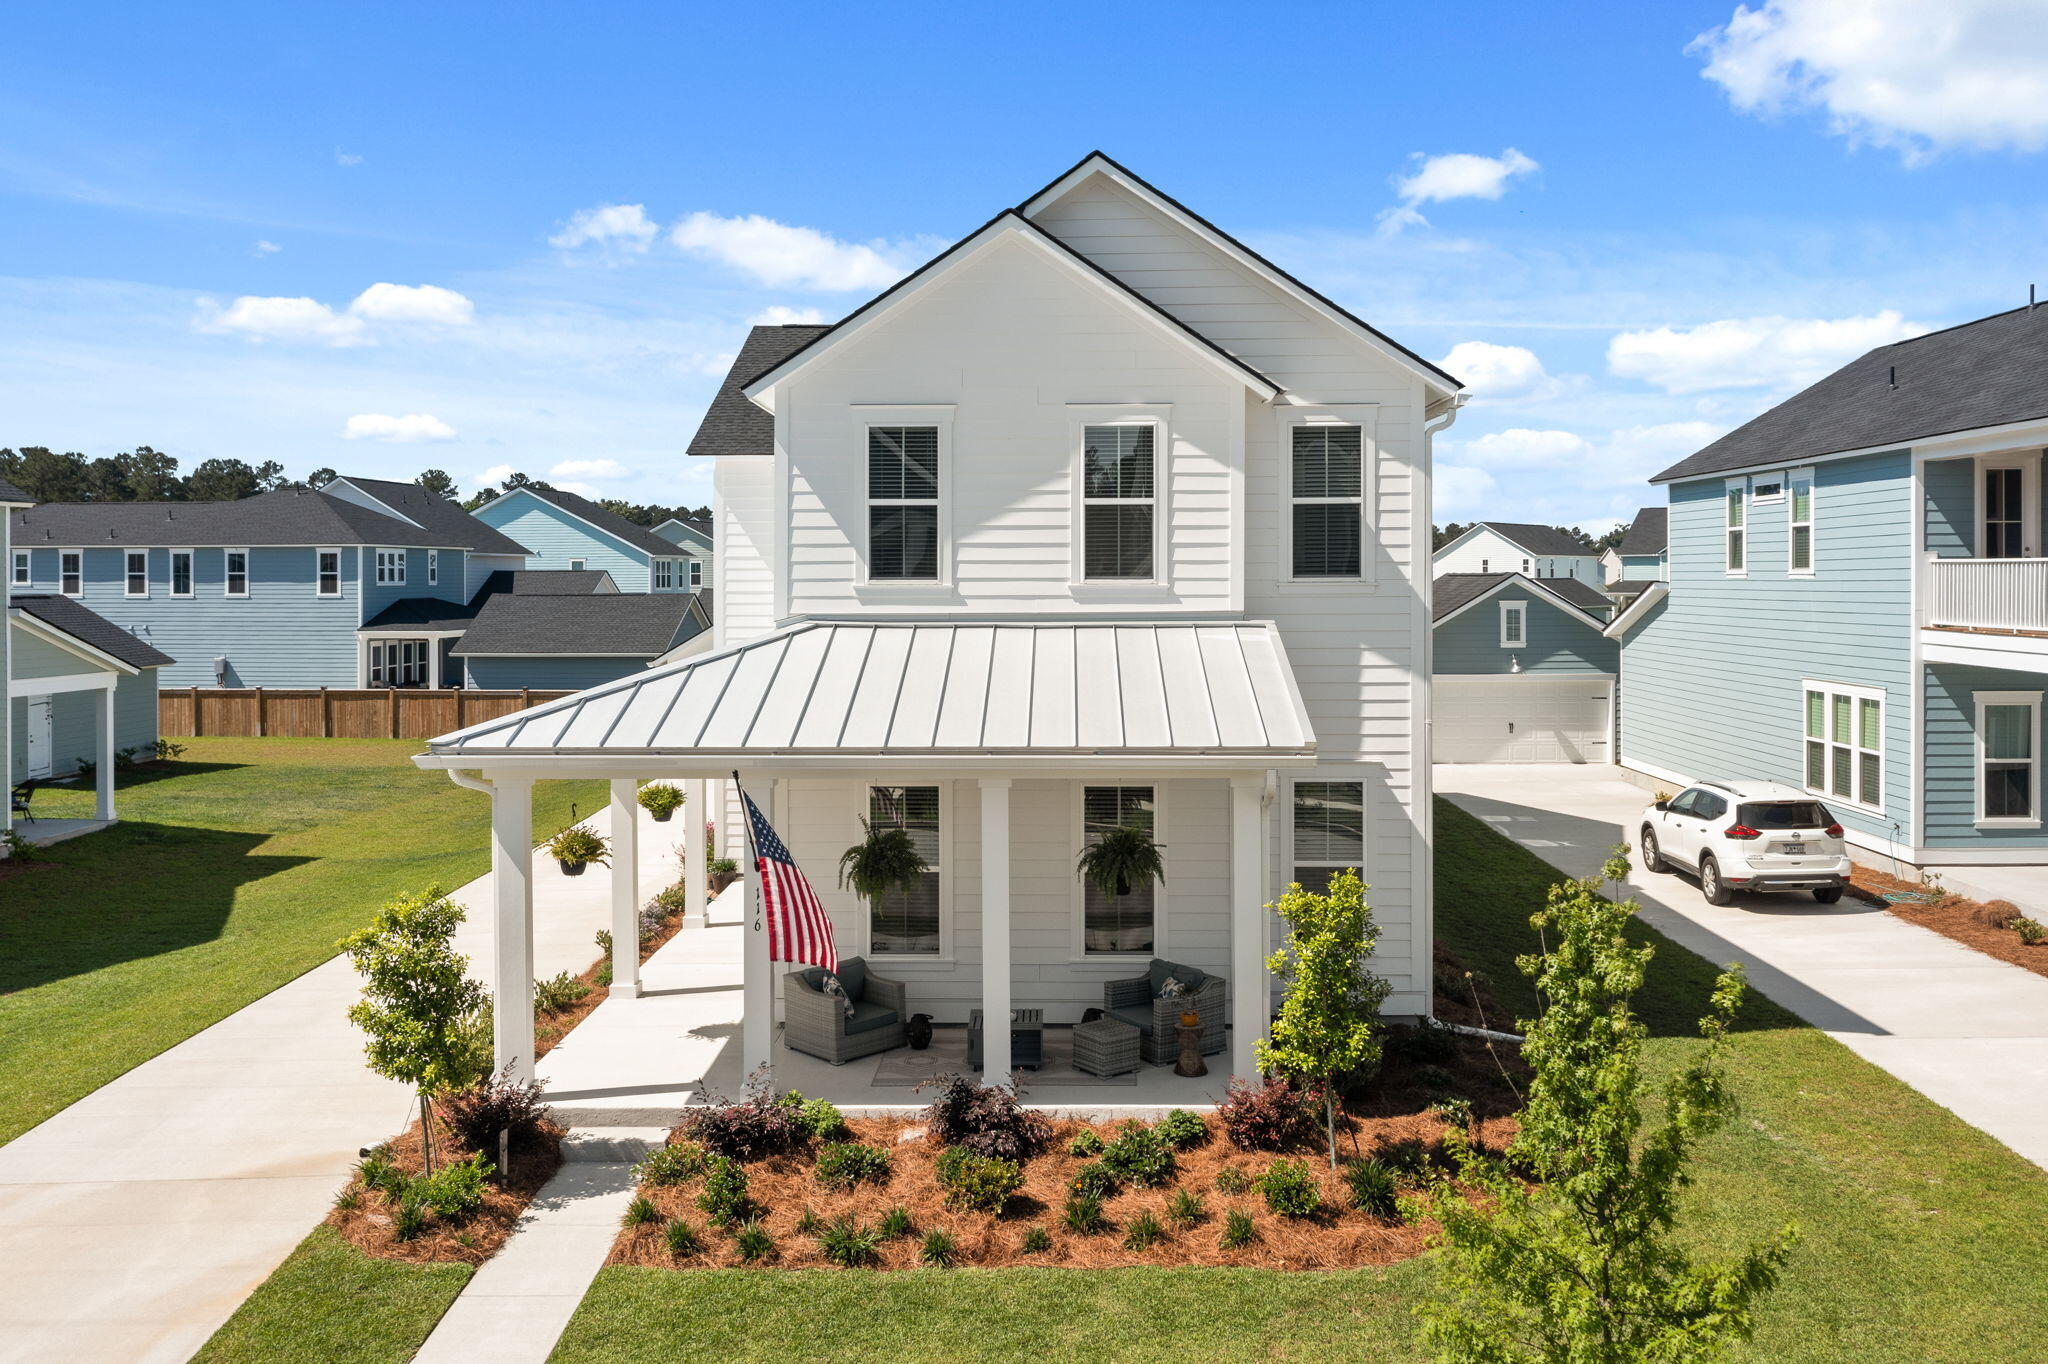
[1612,303,2048,877]
[470,484,700,593]
[1433,572,1618,764]
[1603,506,1668,600]
[651,515,713,591]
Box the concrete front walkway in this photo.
[1437,764,2048,1171]
[0,804,684,1364]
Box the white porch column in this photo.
[427,638,442,690]
[683,777,708,929]
[95,684,116,822]
[490,775,538,1084]
[608,778,641,998]
[1230,775,1268,1080]
[740,777,773,1081]
[980,778,1012,1088]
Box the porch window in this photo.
[1985,466,2025,558]
[1499,600,1526,648]
[11,549,27,586]
[375,549,406,585]
[1788,469,1815,574]
[316,549,341,598]
[867,786,942,955]
[124,551,148,597]
[1978,692,2041,826]
[1081,423,1156,580]
[1081,785,1157,955]
[1292,780,1364,895]
[867,426,941,580]
[1725,480,1746,574]
[225,549,249,598]
[1804,681,1882,812]
[170,550,194,598]
[60,550,81,597]
[1291,424,1363,578]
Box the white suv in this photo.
[1639,780,1851,906]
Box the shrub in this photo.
[1122,1210,1165,1250]
[697,1156,753,1226]
[638,783,685,819]
[920,1074,1054,1161]
[355,1149,406,1200]
[1387,1017,1461,1065]
[1213,1166,1253,1196]
[1020,1224,1052,1254]
[920,1228,958,1267]
[791,1097,849,1141]
[879,1206,914,1240]
[665,1219,704,1257]
[1100,1122,1176,1188]
[1260,1159,1322,1218]
[1217,1075,1319,1152]
[413,1154,493,1221]
[1062,1194,1106,1235]
[732,1220,775,1263]
[816,1215,883,1268]
[1221,1209,1257,1249]
[635,1141,709,1187]
[1068,1161,1119,1201]
[440,1064,553,1154]
[1376,1136,1436,1180]
[935,1147,1024,1214]
[643,892,685,936]
[1167,1189,1205,1227]
[681,1080,802,1160]
[1066,1129,1105,1158]
[621,1195,662,1228]
[533,972,592,1017]
[1345,1159,1400,1218]
[393,1196,429,1241]
[1414,1063,1457,1096]
[815,1141,893,1190]
[1155,1109,1208,1150]
[2016,916,2048,946]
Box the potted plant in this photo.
[548,818,611,877]
[1075,822,1165,900]
[638,782,684,823]
[708,856,741,894]
[837,817,930,912]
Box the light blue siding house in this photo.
[470,485,697,593]
[1613,304,2048,876]
[1607,507,1668,589]
[1433,572,1618,763]
[652,516,713,590]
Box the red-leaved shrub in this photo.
[1217,1075,1319,1152]
[919,1074,1053,1161]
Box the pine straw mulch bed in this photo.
[610,1035,1524,1273]
[326,1117,565,1266]
[1848,865,2047,980]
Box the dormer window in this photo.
[867,426,941,580]
[1081,423,1157,580]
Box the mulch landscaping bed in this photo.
[327,1119,565,1266]
[536,907,686,1058]
[1850,865,2047,979]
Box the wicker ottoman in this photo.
[1072,1016,1142,1077]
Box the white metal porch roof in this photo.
[423,620,1316,761]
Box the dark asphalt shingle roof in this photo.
[11,594,175,668]
[1616,507,1667,556]
[359,597,484,632]
[362,569,621,632]
[1608,580,1663,603]
[1653,304,2048,483]
[491,485,686,558]
[1476,522,1598,558]
[451,592,708,658]
[11,488,488,550]
[687,325,831,457]
[1536,577,1615,611]
[329,477,532,555]
[0,477,30,504]
[1432,573,1610,624]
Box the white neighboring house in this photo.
[415,152,1465,1093]
[1433,521,1603,584]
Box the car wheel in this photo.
[1641,827,1669,874]
[1700,856,1734,906]
[1813,886,1844,904]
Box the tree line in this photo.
[1432,521,1627,554]
[463,470,709,529]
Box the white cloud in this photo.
[342,412,457,442]
[470,464,517,491]
[1438,340,1554,399]
[550,480,600,498]
[549,457,629,480]
[1458,428,1593,468]
[749,304,828,325]
[348,282,475,326]
[253,239,281,257]
[335,148,363,166]
[201,282,476,345]
[1694,0,2048,162]
[670,211,921,291]
[1607,310,1927,392]
[1380,149,1538,233]
[1434,463,1500,517]
[550,203,658,252]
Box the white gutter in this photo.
[1602,581,1669,638]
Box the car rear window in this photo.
[1740,801,1830,830]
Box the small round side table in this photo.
[1173,1021,1207,1077]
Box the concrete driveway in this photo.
[1436,764,2048,1172]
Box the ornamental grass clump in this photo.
[1213,1166,1253,1196]
[1166,1189,1206,1227]
[816,1215,883,1268]
[731,1220,775,1263]
[1345,1159,1400,1219]
[1069,1161,1119,1201]
[1221,1209,1257,1249]
[919,1074,1053,1161]
[1020,1224,1052,1254]
[878,1206,914,1240]
[621,1195,662,1228]
[934,1146,1024,1214]
[532,971,591,1016]
[1062,1194,1107,1235]
[920,1228,958,1267]
[814,1141,892,1190]
[1122,1210,1165,1250]
[664,1219,704,1257]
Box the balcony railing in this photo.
[1923,557,2048,634]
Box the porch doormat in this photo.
[870,1028,1139,1089]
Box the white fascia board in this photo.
[1434,573,1610,633]
[1922,635,2048,673]
[1602,582,1670,638]
[1429,524,1492,562]
[8,610,140,675]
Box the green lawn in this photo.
[0,737,601,1144]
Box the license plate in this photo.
[1782,842,1807,855]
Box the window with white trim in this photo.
[688,558,703,588]
[1788,468,1815,575]
[1292,781,1364,895]
[1081,423,1157,580]
[1499,599,1527,647]
[1803,681,1882,812]
[225,549,249,598]
[569,558,586,572]
[60,550,81,596]
[375,549,406,585]
[1978,691,2041,826]
[1080,785,1157,956]
[10,550,27,587]
[1290,423,1364,578]
[428,550,439,586]
[653,558,675,591]
[867,426,941,580]
[124,551,148,597]
[1752,476,1784,502]
[867,786,942,955]
[316,549,342,598]
[170,549,193,597]
[1725,480,1746,573]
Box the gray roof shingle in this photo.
[1433,572,1610,623]
[451,592,708,658]
[1476,522,1598,558]
[11,594,175,668]
[1653,304,2048,483]
[687,325,830,457]
[11,488,492,550]
[1536,577,1615,611]
[1616,507,1667,556]
[330,477,532,555]
[0,477,30,504]
[492,485,687,558]
[361,568,620,633]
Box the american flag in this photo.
[741,788,838,974]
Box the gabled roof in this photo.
[688,325,828,457]
[1603,581,1670,638]
[1616,507,1667,556]
[10,594,174,669]
[450,591,709,658]
[0,476,30,505]
[1607,579,1663,604]
[475,569,621,598]
[10,488,487,550]
[1434,521,1597,562]
[652,516,713,547]
[1432,573,1612,632]
[1534,577,1616,612]
[477,485,685,558]
[325,477,532,555]
[1653,304,2048,483]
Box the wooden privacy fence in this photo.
[160,687,576,740]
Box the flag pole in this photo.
[732,769,772,1084]
[731,770,764,936]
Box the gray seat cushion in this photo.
[844,1001,900,1036]
[1147,958,1206,997]
[1107,1005,1155,1038]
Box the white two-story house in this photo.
[1433,521,1604,585]
[416,153,1463,1095]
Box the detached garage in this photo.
[1432,573,1617,764]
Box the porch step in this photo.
[559,1128,670,1163]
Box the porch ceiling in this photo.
[419,619,1316,765]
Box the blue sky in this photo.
[6,0,2048,531]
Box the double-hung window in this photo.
[1803,681,1882,811]
[60,550,82,597]
[1725,480,1747,574]
[124,551,149,597]
[1080,786,1158,956]
[169,549,194,597]
[10,549,28,587]
[1978,692,2041,827]
[1080,423,1157,580]
[688,559,703,588]
[316,549,342,598]
[1290,423,1364,578]
[1291,780,1365,894]
[653,558,675,591]
[1499,599,1527,648]
[375,549,406,585]
[867,426,940,580]
[866,786,943,955]
[1788,469,1815,574]
[225,549,249,598]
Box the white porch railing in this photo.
[1924,557,2048,633]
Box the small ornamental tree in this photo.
[1410,846,1797,1364]
[341,886,489,1174]
[1256,869,1389,1169]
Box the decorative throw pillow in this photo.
[820,974,856,1020]
[1158,975,1188,1000]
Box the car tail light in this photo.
[1825,822,1843,838]
[1724,824,1762,840]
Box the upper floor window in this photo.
[1291,424,1363,578]
[170,549,194,597]
[375,549,406,585]
[1081,423,1157,580]
[1788,469,1815,575]
[1499,600,1527,647]
[10,550,28,587]
[653,558,675,591]
[428,549,439,586]
[688,559,703,588]
[867,785,943,955]
[1080,785,1158,956]
[1725,480,1747,574]
[1292,780,1364,895]
[124,551,148,597]
[1804,680,1881,812]
[317,549,342,598]
[569,558,587,572]
[60,550,82,597]
[867,426,940,580]
[225,549,249,598]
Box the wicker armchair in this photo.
[1103,959,1226,1066]
[782,957,908,1065]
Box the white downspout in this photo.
[1420,393,1465,1026]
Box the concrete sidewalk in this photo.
[0,804,684,1364]
[1437,764,2048,1172]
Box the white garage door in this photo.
[1436,675,1613,763]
